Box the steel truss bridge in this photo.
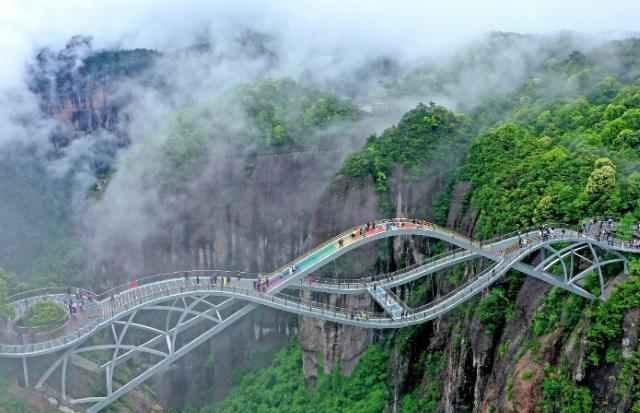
[1,218,638,412]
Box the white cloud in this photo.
[1,0,638,277]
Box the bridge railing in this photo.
[94,269,259,302]
[309,248,470,286]
[4,221,640,356]
[406,233,553,316]
[480,223,572,246]
[481,226,539,246]
[0,318,100,356]
[272,288,388,320]
[381,287,410,314]
[13,308,70,336]
[9,288,96,307]
[409,265,493,315]
[104,279,391,324]
[268,218,478,286]
[268,218,396,280]
[536,225,639,251]
[0,254,520,356]
[303,223,562,288]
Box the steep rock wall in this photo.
[85,147,360,407]
[298,164,454,381]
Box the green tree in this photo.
[585,158,616,199]
[271,124,287,146]
[615,129,640,148]
[534,195,555,223]
[0,269,15,326]
[477,288,512,335]
[23,301,66,327]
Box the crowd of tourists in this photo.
[62,217,640,325]
[509,218,640,249]
[63,287,93,315]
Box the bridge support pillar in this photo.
[22,357,30,387]
[61,356,68,400]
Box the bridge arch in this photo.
[1,218,637,412]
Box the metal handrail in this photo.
[407,230,567,315]
[9,287,96,304]
[13,311,70,335]
[3,221,640,355]
[380,287,410,313]
[95,269,259,302]
[267,218,479,288]
[311,248,469,285]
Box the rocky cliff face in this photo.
[83,143,364,407]
[148,149,357,405]
[29,36,157,164]
[298,175,379,382]
[88,146,356,282]
[297,160,455,381]
[297,173,638,412]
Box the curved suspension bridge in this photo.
[1,218,638,412]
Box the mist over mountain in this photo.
[1,2,640,413]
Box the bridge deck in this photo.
[367,286,405,319]
[2,218,638,412]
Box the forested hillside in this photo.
[176,38,640,413]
